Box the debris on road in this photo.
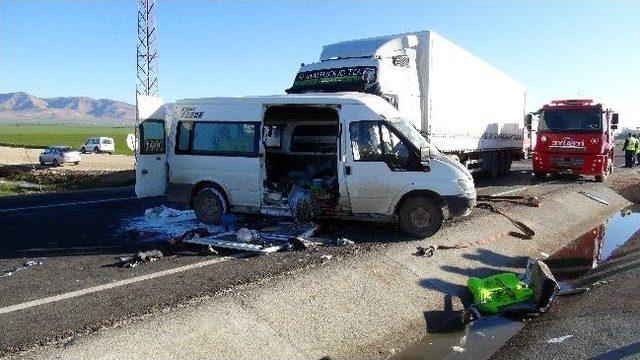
[477,194,541,207]
[476,203,535,239]
[1,260,43,278]
[451,345,465,352]
[415,245,435,257]
[557,287,590,296]
[116,249,164,268]
[145,205,196,223]
[546,335,573,344]
[336,238,354,246]
[579,191,611,206]
[320,255,333,261]
[468,273,533,315]
[467,259,558,317]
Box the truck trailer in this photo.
[287,30,527,177]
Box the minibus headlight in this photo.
[457,178,474,192]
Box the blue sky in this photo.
[1,1,639,127]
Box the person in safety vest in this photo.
[624,133,635,167]
[635,134,640,166]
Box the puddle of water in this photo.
[393,204,640,360]
[394,316,524,360]
[545,204,640,282]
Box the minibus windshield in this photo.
[388,117,440,156]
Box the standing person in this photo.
[624,133,634,167]
[636,134,640,166]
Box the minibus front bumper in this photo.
[443,191,476,218]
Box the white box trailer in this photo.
[287,30,526,176]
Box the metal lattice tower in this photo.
[136,0,158,97]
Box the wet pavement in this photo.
[393,204,640,360]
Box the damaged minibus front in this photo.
[135,93,476,238]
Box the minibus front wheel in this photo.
[193,187,227,225]
[397,195,444,238]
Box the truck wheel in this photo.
[52,159,60,167]
[81,148,87,154]
[193,188,226,225]
[398,196,444,238]
[534,171,546,180]
[93,147,99,153]
[498,152,508,175]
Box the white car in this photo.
[39,146,81,166]
[81,137,115,154]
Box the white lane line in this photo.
[0,255,241,315]
[0,196,138,213]
[490,179,561,197]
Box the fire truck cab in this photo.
[526,99,618,182]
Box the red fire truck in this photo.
[526,99,619,182]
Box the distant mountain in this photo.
[0,92,135,125]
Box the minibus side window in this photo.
[191,122,259,156]
[140,119,165,154]
[349,122,383,161]
[381,124,410,169]
[175,121,193,153]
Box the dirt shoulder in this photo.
[0,146,134,193]
[606,166,640,204]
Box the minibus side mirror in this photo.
[524,114,533,131]
[420,146,430,161]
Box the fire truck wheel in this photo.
[534,171,546,180]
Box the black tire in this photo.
[534,171,546,180]
[488,154,499,179]
[505,158,513,173]
[93,147,99,153]
[39,157,45,166]
[52,159,60,167]
[498,152,508,175]
[74,161,80,165]
[398,196,444,238]
[81,148,87,154]
[595,174,605,182]
[193,188,226,225]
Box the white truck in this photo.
[287,30,526,177]
[135,94,475,237]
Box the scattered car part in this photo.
[579,191,611,205]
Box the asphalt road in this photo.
[0,154,628,356]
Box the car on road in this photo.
[81,137,115,154]
[39,146,81,166]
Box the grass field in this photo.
[0,124,135,155]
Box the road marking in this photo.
[0,255,243,315]
[0,196,138,213]
[490,179,560,197]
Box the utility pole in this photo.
[136,0,158,98]
[135,0,158,158]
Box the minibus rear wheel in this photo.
[398,196,444,238]
[193,188,225,225]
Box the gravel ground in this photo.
[0,146,134,192]
[0,146,134,171]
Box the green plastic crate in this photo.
[467,273,533,314]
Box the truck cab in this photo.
[135,94,476,238]
[527,99,618,182]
